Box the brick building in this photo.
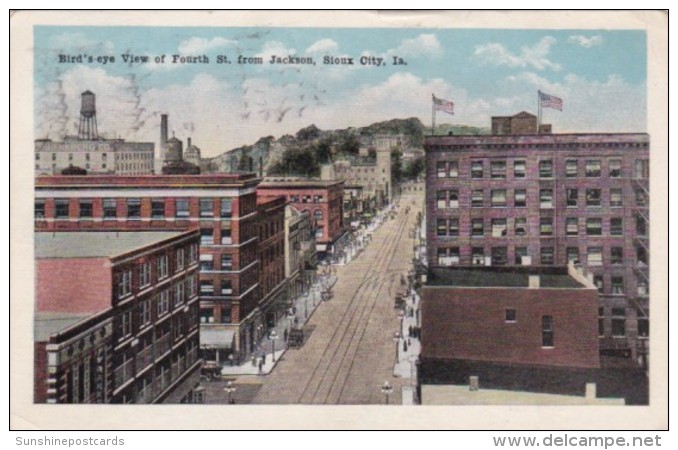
[256,179,347,254]
[424,114,650,365]
[34,174,261,363]
[285,206,317,299]
[34,230,202,403]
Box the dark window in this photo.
[436,219,447,237]
[448,219,459,237]
[55,199,70,219]
[586,160,601,177]
[103,199,117,219]
[514,218,527,236]
[151,199,165,219]
[221,198,233,218]
[221,254,233,270]
[471,247,485,265]
[635,189,648,207]
[491,247,508,265]
[539,160,553,178]
[127,198,141,218]
[176,199,189,218]
[471,190,483,207]
[471,161,483,178]
[593,275,604,293]
[505,309,516,322]
[514,189,526,207]
[586,218,602,236]
[611,247,624,265]
[200,228,214,245]
[540,189,553,208]
[221,279,233,295]
[566,218,578,236]
[566,247,579,263]
[610,218,623,236]
[513,160,526,178]
[540,247,554,265]
[636,216,647,236]
[436,162,446,178]
[491,161,506,179]
[565,159,578,177]
[221,222,232,244]
[200,199,214,218]
[611,276,624,295]
[586,189,601,207]
[611,318,626,337]
[35,200,45,219]
[540,217,553,236]
[566,189,578,207]
[471,219,484,237]
[609,159,622,177]
[542,315,554,347]
[78,200,93,218]
[637,309,649,338]
[610,189,623,207]
[514,247,528,265]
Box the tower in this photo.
[78,90,98,140]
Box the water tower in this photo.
[78,90,98,140]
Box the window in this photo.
[611,308,626,337]
[199,199,214,218]
[200,280,214,295]
[117,270,133,299]
[539,189,553,208]
[218,198,233,218]
[471,190,483,207]
[586,189,601,207]
[176,248,185,271]
[610,189,623,207]
[636,216,647,236]
[505,309,517,323]
[127,198,141,218]
[491,247,508,265]
[540,217,553,236]
[436,162,446,178]
[157,290,170,316]
[436,191,447,209]
[220,308,232,324]
[221,254,233,270]
[103,199,117,219]
[55,199,70,218]
[79,199,93,218]
[437,247,460,266]
[221,279,233,295]
[221,222,232,244]
[514,218,527,236]
[515,247,528,265]
[189,244,198,264]
[598,307,605,337]
[35,200,45,219]
[513,160,526,178]
[540,247,554,265]
[566,218,578,236]
[448,161,459,178]
[587,247,603,266]
[151,199,165,219]
[539,160,553,178]
[174,282,185,306]
[566,189,578,207]
[436,219,447,237]
[610,218,623,236]
[566,247,580,263]
[118,310,133,339]
[52,153,56,161]
[609,159,622,177]
[542,315,554,347]
[448,190,459,208]
[491,189,507,207]
[491,161,506,179]
[635,189,648,207]
[313,195,324,202]
[140,299,152,327]
[491,218,507,237]
[637,309,649,338]
[200,228,214,245]
[634,159,649,179]
[471,247,485,265]
[611,276,624,295]
[448,219,459,237]
[593,275,604,293]
[314,209,324,222]
[156,254,169,279]
[139,262,151,287]
[585,160,601,177]
[586,218,602,236]
[187,274,197,298]
[471,219,484,237]
[175,199,189,218]
[199,254,214,271]
[611,247,624,265]
[514,189,526,207]
[471,161,483,178]
[565,159,578,177]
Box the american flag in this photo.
[539,90,563,111]
[433,94,454,115]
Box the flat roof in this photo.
[426,267,584,289]
[35,231,185,259]
[259,179,344,188]
[35,173,260,188]
[34,311,93,342]
[424,132,649,147]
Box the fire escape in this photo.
[632,172,649,370]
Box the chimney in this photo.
[160,114,168,148]
[187,137,192,148]
[528,275,540,289]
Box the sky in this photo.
[34,26,647,157]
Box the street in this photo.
[217,190,423,405]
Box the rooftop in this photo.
[34,311,95,342]
[35,231,185,259]
[424,132,649,147]
[259,179,345,188]
[35,173,260,188]
[426,266,585,289]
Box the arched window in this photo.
[314,209,324,221]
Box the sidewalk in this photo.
[393,288,422,405]
[220,274,338,376]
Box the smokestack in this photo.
[187,137,192,148]
[160,114,168,148]
[259,156,263,177]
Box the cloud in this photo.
[256,40,297,61]
[306,39,339,54]
[177,37,236,54]
[567,35,603,48]
[48,32,115,53]
[474,37,561,71]
[388,34,443,59]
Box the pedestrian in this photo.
[251,354,256,367]
[258,360,263,373]
[284,328,288,342]
[262,353,266,365]
[408,325,413,337]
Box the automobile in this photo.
[200,361,222,381]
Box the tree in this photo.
[391,149,403,184]
[403,156,425,180]
[338,134,361,156]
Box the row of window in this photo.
[36,198,234,220]
[436,158,649,179]
[436,188,645,209]
[37,152,153,161]
[436,244,639,270]
[436,217,633,238]
[501,311,554,347]
[598,307,649,338]
[290,194,325,203]
[116,246,198,299]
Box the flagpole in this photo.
[432,95,436,136]
[537,90,541,134]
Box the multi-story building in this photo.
[34,230,202,404]
[424,111,650,365]
[256,195,288,329]
[256,179,347,255]
[34,174,261,364]
[284,206,317,299]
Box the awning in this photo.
[200,327,235,349]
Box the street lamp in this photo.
[269,330,279,362]
[381,380,393,405]
[393,331,401,364]
[223,380,236,404]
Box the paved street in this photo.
[238,190,424,405]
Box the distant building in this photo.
[257,179,347,255]
[183,137,202,167]
[424,113,650,366]
[284,206,317,300]
[34,230,202,404]
[159,115,200,174]
[419,265,648,405]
